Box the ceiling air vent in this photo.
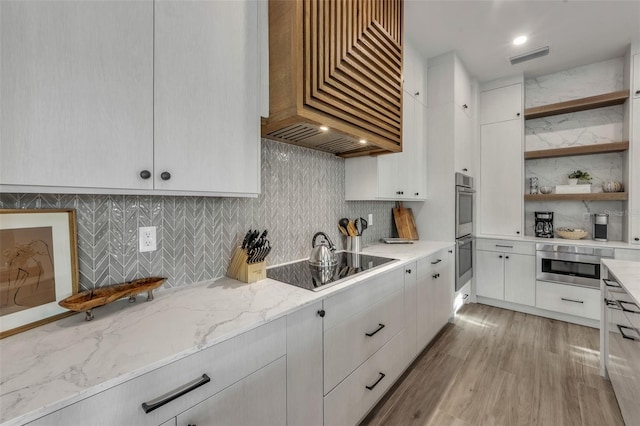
[509,46,550,65]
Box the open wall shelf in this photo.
[524,141,629,159]
[525,192,628,202]
[524,90,629,120]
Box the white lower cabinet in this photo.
[26,318,286,426]
[475,240,535,306]
[403,262,418,363]
[324,330,406,426]
[536,281,600,320]
[416,249,454,351]
[323,268,404,395]
[176,357,286,426]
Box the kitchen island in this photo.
[0,241,453,426]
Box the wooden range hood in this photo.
[262,0,404,157]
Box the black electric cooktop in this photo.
[266,252,397,291]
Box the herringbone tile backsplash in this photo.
[1,139,396,291]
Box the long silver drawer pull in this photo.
[495,245,513,248]
[619,300,640,314]
[142,374,210,414]
[430,259,442,265]
[365,323,386,337]
[561,297,584,304]
[603,278,621,288]
[365,372,386,390]
[617,325,639,341]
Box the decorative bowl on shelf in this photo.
[602,181,624,193]
[556,227,588,240]
[539,186,552,194]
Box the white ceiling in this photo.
[405,0,640,83]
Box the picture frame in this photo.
[0,209,79,338]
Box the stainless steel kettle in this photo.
[309,232,337,267]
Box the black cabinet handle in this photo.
[505,256,509,259]
[635,89,640,95]
[561,297,584,304]
[605,298,621,309]
[463,104,468,109]
[516,112,521,117]
[317,309,326,318]
[635,237,639,241]
[516,231,520,234]
[139,170,151,179]
[432,273,440,279]
[415,192,419,196]
[142,374,210,413]
[415,91,420,96]
[448,250,453,253]
[365,372,386,390]
[431,259,442,265]
[499,255,503,259]
[405,269,412,274]
[160,171,171,181]
[462,168,468,172]
[617,324,638,341]
[365,323,385,337]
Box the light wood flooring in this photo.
[361,303,624,426]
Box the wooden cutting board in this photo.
[393,202,419,240]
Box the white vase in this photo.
[568,178,578,185]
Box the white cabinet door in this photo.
[403,41,426,106]
[479,119,523,237]
[633,54,640,98]
[454,56,472,117]
[433,249,454,328]
[416,256,436,350]
[503,253,535,306]
[0,0,153,190]
[411,102,428,199]
[630,98,640,244]
[454,104,473,176]
[154,0,260,195]
[475,250,504,300]
[403,263,418,362]
[479,83,522,125]
[286,302,323,426]
[377,153,399,199]
[176,357,286,426]
[397,94,427,200]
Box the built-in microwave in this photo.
[455,173,474,239]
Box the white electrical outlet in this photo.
[139,226,157,252]
[368,213,373,226]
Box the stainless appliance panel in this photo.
[456,235,473,291]
[455,173,474,239]
[536,244,614,289]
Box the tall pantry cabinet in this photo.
[478,78,524,238]
[629,48,640,244]
[0,0,261,196]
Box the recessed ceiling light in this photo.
[319,125,329,131]
[359,139,367,144]
[513,35,528,46]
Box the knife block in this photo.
[227,247,266,283]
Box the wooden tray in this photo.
[59,277,166,321]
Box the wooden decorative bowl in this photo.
[556,228,588,240]
[59,277,166,321]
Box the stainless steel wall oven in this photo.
[455,173,474,291]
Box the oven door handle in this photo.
[457,236,474,246]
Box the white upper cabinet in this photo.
[479,83,523,125]
[454,105,473,175]
[345,42,427,201]
[154,0,259,195]
[403,41,427,105]
[0,0,260,196]
[0,1,154,190]
[479,118,523,237]
[453,55,472,117]
[631,98,640,244]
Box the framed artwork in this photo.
[0,209,79,338]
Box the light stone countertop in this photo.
[0,240,453,426]
[602,259,640,306]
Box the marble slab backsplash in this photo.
[524,57,626,239]
[0,139,395,291]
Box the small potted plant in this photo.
[568,170,591,185]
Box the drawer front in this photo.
[324,287,404,394]
[323,266,404,330]
[28,318,286,426]
[324,329,406,426]
[607,287,640,329]
[607,305,640,425]
[176,357,286,426]
[416,253,440,279]
[475,238,535,255]
[535,281,600,320]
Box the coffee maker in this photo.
[535,212,554,238]
[593,213,609,242]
